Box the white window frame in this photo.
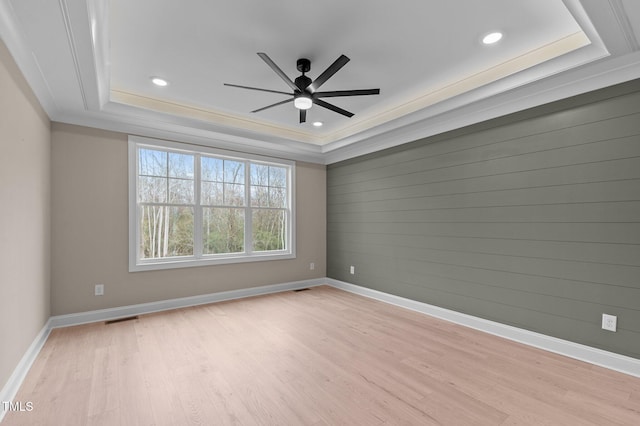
[128,136,296,272]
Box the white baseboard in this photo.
[326,278,640,378]
[0,319,51,422]
[1,277,324,423]
[3,275,638,424]
[49,278,326,328]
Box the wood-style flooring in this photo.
[4,285,640,425]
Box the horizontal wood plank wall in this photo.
[327,79,640,359]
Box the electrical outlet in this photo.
[602,313,617,332]
[310,262,315,270]
[95,284,104,296]
[350,265,355,274]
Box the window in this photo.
[129,136,295,271]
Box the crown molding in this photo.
[0,0,59,114]
[608,0,640,51]
[322,49,640,164]
[2,0,640,165]
[55,107,326,164]
[110,89,319,145]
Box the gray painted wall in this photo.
[327,80,640,359]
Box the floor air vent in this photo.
[105,316,138,325]
[293,288,310,292]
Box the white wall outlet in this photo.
[310,262,315,270]
[350,265,355,274]
[95,284,104,296]
[602,313,617,332]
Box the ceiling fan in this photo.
[224,53,380,123]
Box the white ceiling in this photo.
[1,0,640,164]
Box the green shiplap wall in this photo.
[327,80,640,359]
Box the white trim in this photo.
[128,138,138,271]
[5,0,639,166]
[1,278,323,422]
[322,51,640,164]
[0,0,58,116]
[3,276,639,423]
[49,278,325,328]
[609,0,640,52]
[0,319,52,422]
[326,278,640,378]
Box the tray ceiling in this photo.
[1,0,640,163]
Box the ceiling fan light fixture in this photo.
[294,95,313,110]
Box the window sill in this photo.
[129,252,296,272]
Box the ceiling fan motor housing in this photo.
[295,58,312,91]
[295,75,312,92]
[296,58,311,73]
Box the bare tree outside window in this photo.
[132,141,293,270]
[201,158,245,254]
[250,164,288,251]
[138,149,194,258]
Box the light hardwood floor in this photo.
[4,286,640,425]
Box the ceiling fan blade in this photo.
[224,83,291,96]
[251,97,293,113]
[314,99,354,117]
[314,89,380,98]
[257,52,299,92]
[300,109,306,123]
[308,54,350,93]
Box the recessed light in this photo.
[312,121,323,127]
[151,77,168,87]
[482,32,503,45]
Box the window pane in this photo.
[269,166,287,187]
[133,139,293,269]
[224,183,245,206]
[201,181,223,205]
[139,149,167,177]
[252,209,286,252]
[168,153,194,178]
[201,156,223,182]
[269,187,287,208]
[139,205,194,258]
[224,160,245,184]
[202,208,244,254]
[169,178,194,204]
[250,164,269,186]
[138,176,167,203]
[250,185,268,207]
